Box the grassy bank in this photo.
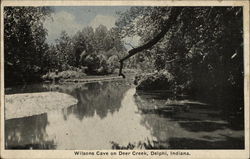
[41,69,137,83]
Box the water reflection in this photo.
[50,81,131,120]
[44,88,154,149]
[5,80,244,149]
[5,114,56,149]
[5,81,155,149]
[135,92,244,149]
[70,82,130,119]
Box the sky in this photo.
[44,6,140,49]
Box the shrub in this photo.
[135,70,174,91]
[42,70,86,81]
[107,55,119,73]
[84,53,118,75]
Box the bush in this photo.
[42,70,86,81]
[135,70,174,91]
[58,70,86,79]
[107,55,119,73]
[42,72,57,81]
[84,54,105,75]
[84,53,118,75]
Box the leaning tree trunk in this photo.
[119,7,184,78]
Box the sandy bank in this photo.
[5,92,78,120]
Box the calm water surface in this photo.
[5,80,244,149]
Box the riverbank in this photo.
[42,69,137,84]
[4,72,135,120]
[5,92,78,120]
[61,75,123,83]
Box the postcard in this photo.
[1,0,249,158]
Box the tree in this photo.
[43,44,58,71]
[4,7,52,86]
[94,25,108,51]
[116,7,183,77]
[116,6,243,111]
[72,30,87,67]
[54,31,74,70]
[73,25,126,73]
[84,53,109,75]
[82,26,95,53]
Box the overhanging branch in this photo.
[119,7,184,78]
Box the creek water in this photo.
[5,79,244,149]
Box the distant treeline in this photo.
[4,7,126,86]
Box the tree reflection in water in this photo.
[5,80,244,149]
[6,80,153,149]
[5,113,56,149]
[43,88,154,149]
[41,81,131,120]
[134,92,244,149]
[70,81,131,119]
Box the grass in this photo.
[42,70,86,81]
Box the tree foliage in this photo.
[116,7,243,110]
[48,25,126,75]
[4,7,53,86]
[4,7,127,85]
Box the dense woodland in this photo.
[4,7,127,86]
[117,7,243,118]
[4,7,244,114]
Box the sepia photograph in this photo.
[0,0,249,158]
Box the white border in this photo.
[0,1,249,159]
